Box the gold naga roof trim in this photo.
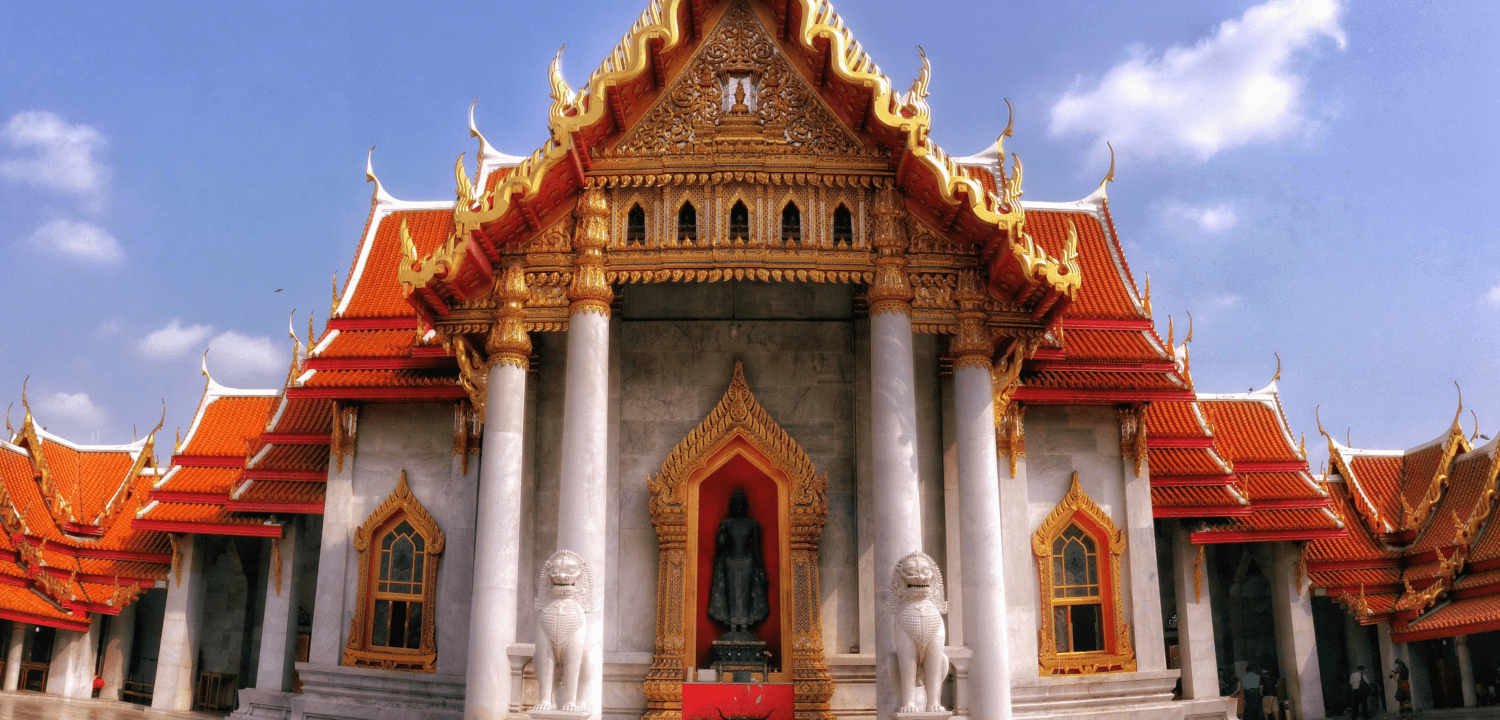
[397,0,1080,325]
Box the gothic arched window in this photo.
[678,202,698,242]
[344,472,444,672]
[729,201,749,240]
[627,204,646,245]
[781,203,802,243]
[1032,472,1135,676]
[832,204,853,245]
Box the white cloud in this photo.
[35,392,109,430]
[27,219,123,262]
[1485,284,1500,307]
[1213,294,1242,309]
[1049,0,1345,161]
[1166,202,1239,233]
[139,320,214,360]
[0,111,109,195]
[207,331,285,379]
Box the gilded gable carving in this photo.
[615,2,870,158]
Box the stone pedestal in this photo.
[467,360,529,720]
[3,621,23,691]
[529,709,592,720]
[154,533,204,711]
[100,601,137,700]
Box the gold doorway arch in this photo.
[644,361,832,720]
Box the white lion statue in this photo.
[887,551,950,714]
[534,549,595,713]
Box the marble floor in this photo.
[0,692,221,719]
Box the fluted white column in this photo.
[100,601,138,700]
[1270,541,1324,720]
[1456,635,1476,707]
[466,265,532,720]
[255,520,301,693]
[869,186,924,720]
[154,534,203,711]
[4,622,24,690]
[949,272,1012,720]
[1174,522,1219,699]
[553,186,613,719]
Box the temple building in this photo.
[0,2,1495,719]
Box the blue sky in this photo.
[1,1,1496,465]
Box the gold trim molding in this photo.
[645,361,831,720]
[1032,472,1136,676]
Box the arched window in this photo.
[729,200,749,239]
[678,202,698,242]
[627,204,646,245]
[344,472,444,672]
[781,203,802,243]
[832,204,853,245]
[1032,472,1134,676]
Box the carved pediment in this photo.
[615,2,873,158]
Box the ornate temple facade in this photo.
[0,2,1496,719]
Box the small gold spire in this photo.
[1097,142,1116,199]
[331,272,340,317]
[1272,352,1282,384]
[1142,273,1152,316]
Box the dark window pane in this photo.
[1054,607,1070,653]
[1064,540,1087,586]
[395,521,414,536]
[392,537,414,582]
[1067,586,1091,598]
[627,205,646,244]
[1083,534,1096,553]
[413,534,425,553]
[729,201,749,238]
[678,203,697,240]
[1088,557,1099,587]
[1064,525,1084,541]
[1070,604,1103,653]
[781,204,801,241]
[406,602,423,649]
[382,533,395,550]
[413,554,424,583]
[832,205,853,244]
[372,600,391,647]
[1053,537,1065,555]
[390,601,409,649]
[380,551,390,581]
[378,582,388,593]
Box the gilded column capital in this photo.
[568,185,614,316]
[949,269,993,371]
[868,185,913,316]
[487,263,531,368]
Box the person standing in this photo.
[1349,664,1371,719]
[1241,667,1265,720]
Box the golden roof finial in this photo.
[1142,273,1152,316]
[454,152,477,209]
[331,272,340,317]
[1097,141,1116,200]
[152,399,166,437]
[997,98,1015,159]
[468,97,498,175]
[1166,315,1174,350]
[201,349,214,384]
[308,311,316,351]
[1470,409,1480,442]
[549,45,578,113]
[20,376,32,426]
[1272,352,1282,384]
[1453,381,1464,429]
[174,427,181,454]
[1300,432,1307,459]
[901,46,931,115]
[287,310,302,374]
[1316,405,1330,442]
[1183,311,1194,345]
[1347,427,1352,447]
[4,402,11,437]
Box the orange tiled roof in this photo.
[313,329,422,359]
[1408,448,1495,555]
[299,368,460,388]
[265,397,334,435]
[1151,448,1233,476]
[339,209,450,319]
[1396,594,1500,640]
[155,466,238,495]
[1029,208,1144,321]
[235,481,325,507]
[1200,398,1301,463]
[180,392,277,458]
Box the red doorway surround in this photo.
[695,453,783,670]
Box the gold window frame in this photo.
[1031,472,1136,676]
[344,471,445,672]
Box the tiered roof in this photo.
[1307,407,1500,642]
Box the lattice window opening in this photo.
[728,200,751,241]
[781,202,802,245]
[371,518,427,650]
[677,201,699,245]
[626,204,647,247]
[832,204,854,247]
[1051,524,1104,654]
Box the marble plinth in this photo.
[295,662,465,720]
[228,688,294,720]
[894,711,953,720]
[529,709,593,720]
[711,635,768,675]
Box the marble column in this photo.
[1269,541,1324,720]
[553,186,613,719]
[1376,622,1397,712]
[465,265,531,720]
[46,621,98,699]
[949,270,1012,720]
[868,185,924,720]
[154,533,204,712]
[4,622,24,691]
[310,405,357,664]
[1456,635,1476,708]
[255,520,302,692]
[100,601,138,700]
[1120,407,1165,672]
[1173,522,1219,699]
